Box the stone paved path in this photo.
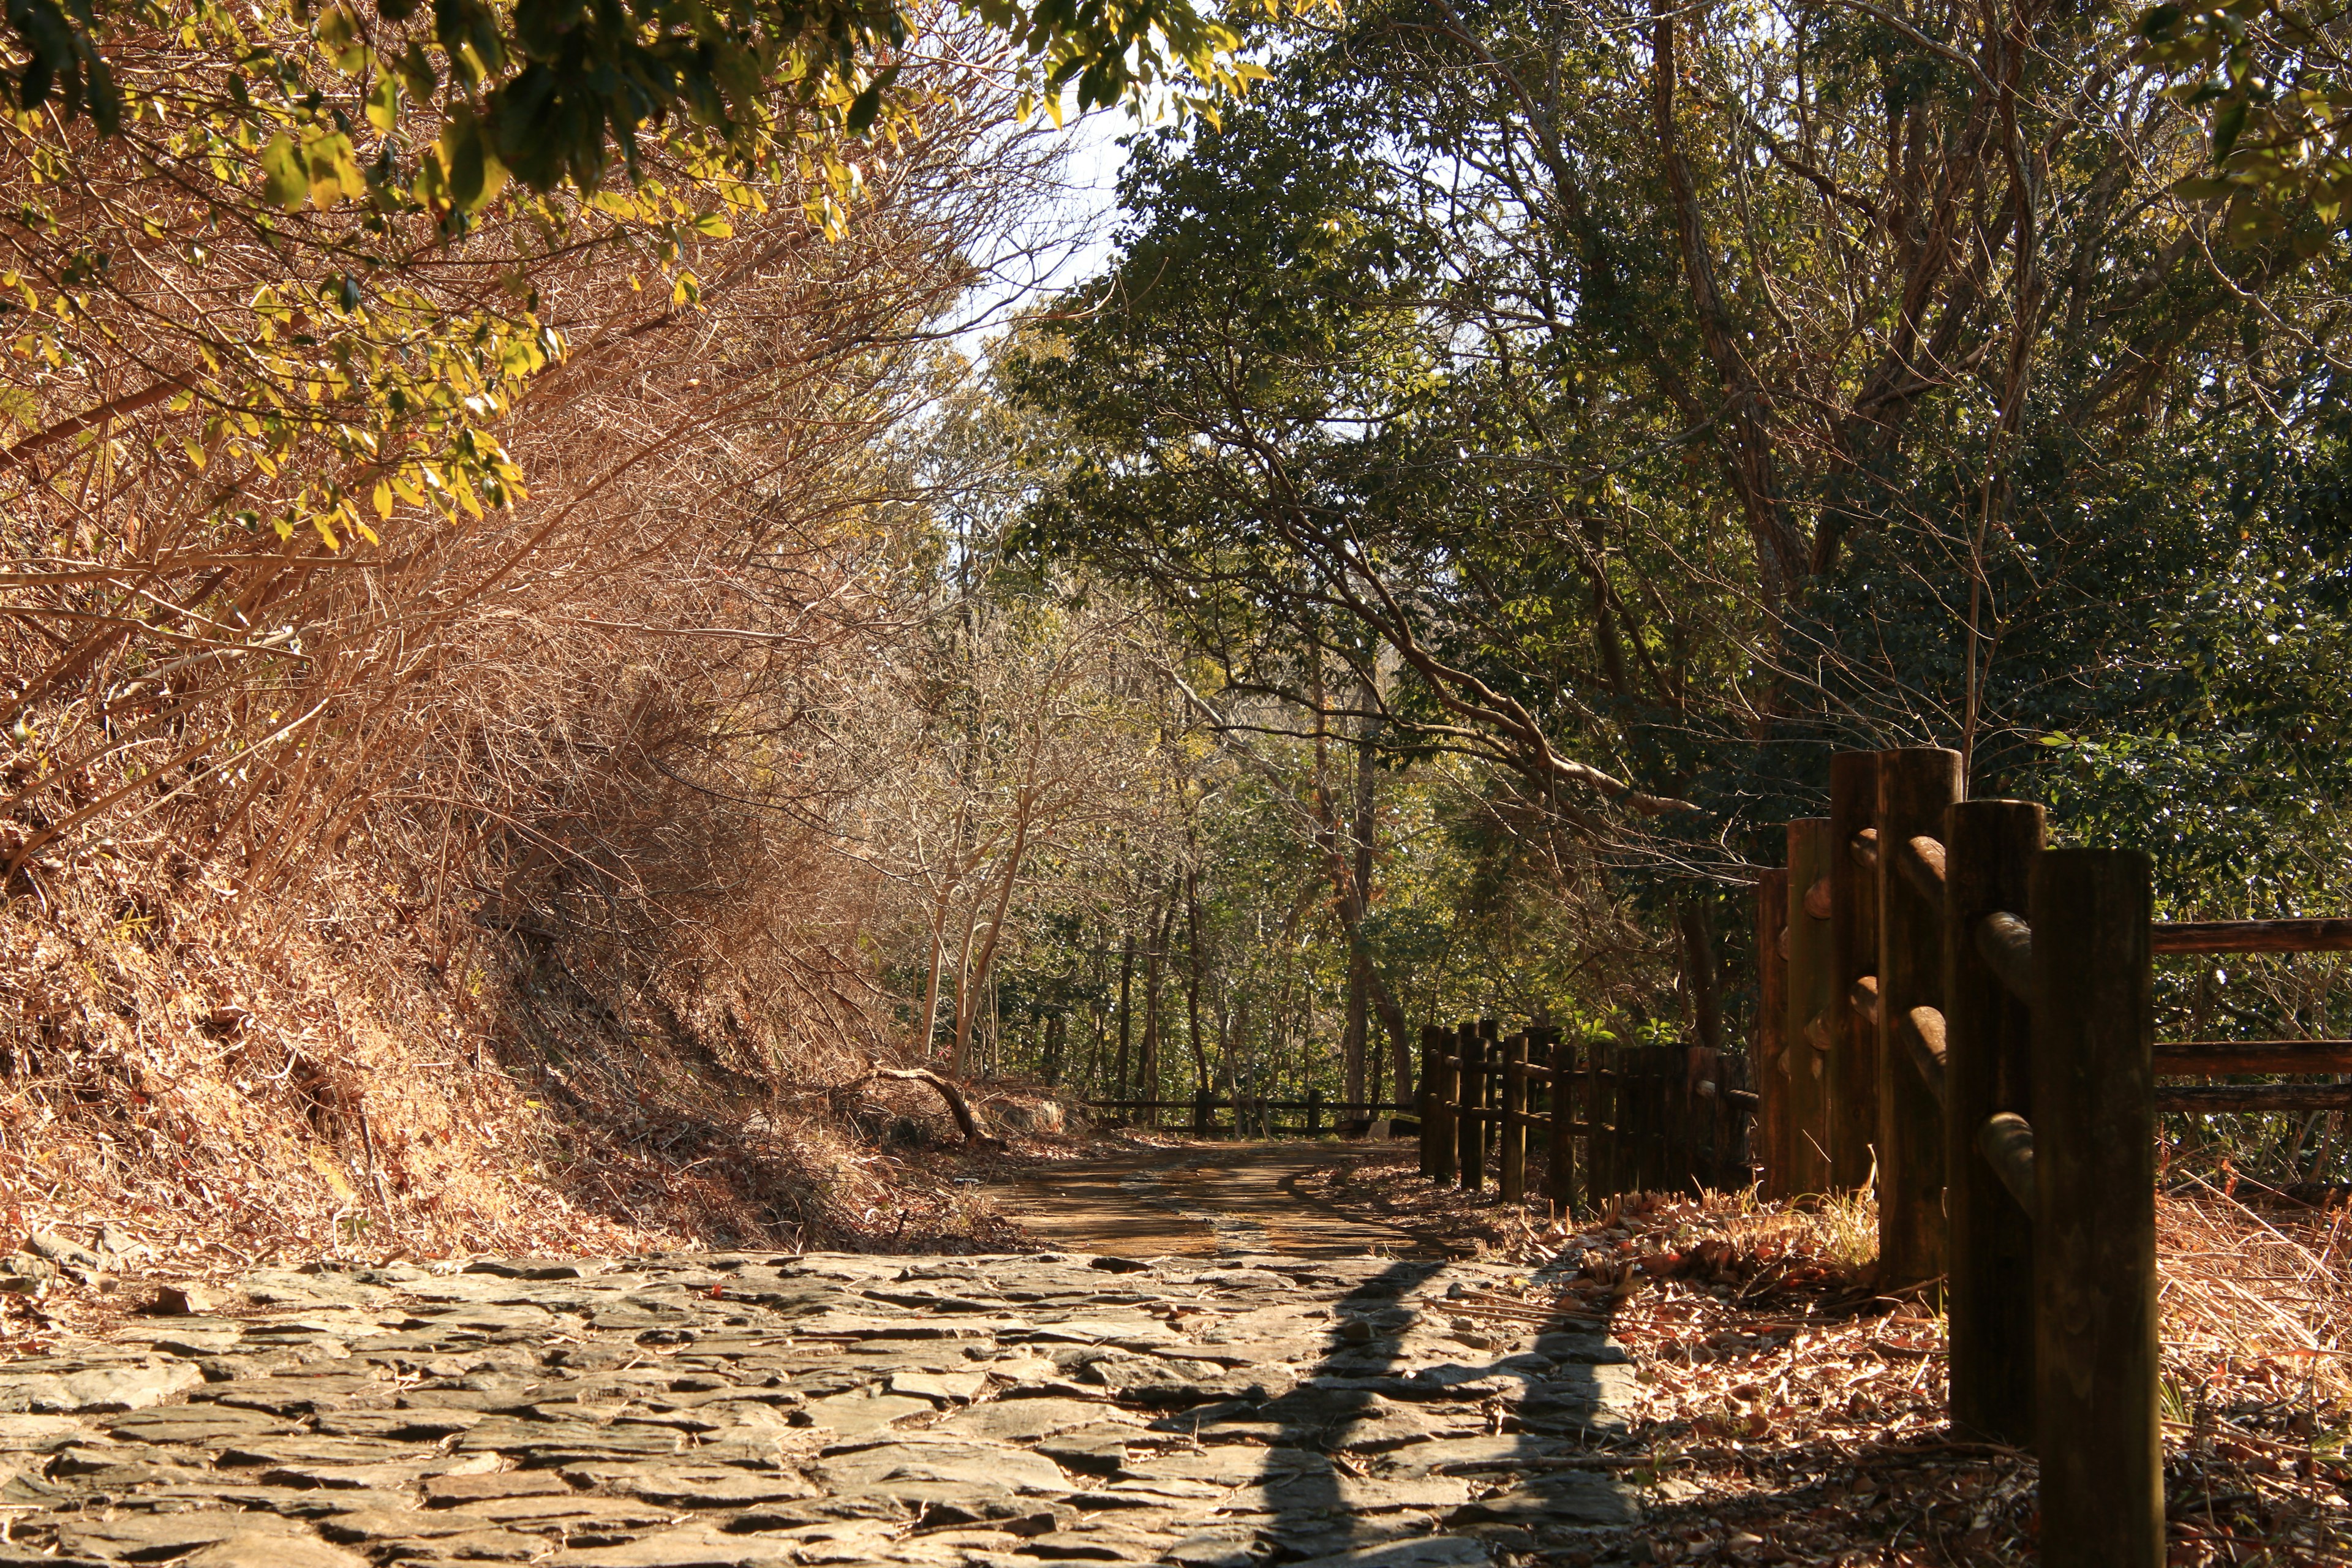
[0,1221,1640,1566]
[992,1145,1434,1261]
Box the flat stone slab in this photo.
[0,1243,1639,1566]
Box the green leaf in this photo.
[259,132,308,210]
[364,72,399,134]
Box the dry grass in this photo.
[1310,1147,2352,1563]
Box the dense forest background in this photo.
[2,0,2350,1257]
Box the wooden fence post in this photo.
[1540,1027,1574,1212]
[1419,1027,1440,1178]
[1875,748,1960,1289]
[1944,799,2044,1445]
[2032,849,2160,1568]
[1500,1033,1528,1204]
[1306,1087,1322,1137]
[1635,1046,1666,1193]
[1785,820,1836,1196]
[1457,1021,1485,1193]
[1479,1019,1502,1179]
[1830,751,1882,1190]
[1430,1028,1458,1186]
[1757,867,1789,1199]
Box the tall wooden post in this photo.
[1784,820,1836,1196]
[1943,799,2043,1445]
[2032,849,2160,1568]
[1634,1046,1667,1193]
[1418,1027,1440,1178]
[1756,867,1789,1199]
[1540,1027,1574,1210]
[1499,1033,1529,1204]
[1429,1027,1458,1186]
[1828,752,1882,1190]
[1876,749,1959,1288]
[1306,1087,1322,1137]
[1457,1021,1485,1193]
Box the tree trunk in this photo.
[1115,932,1136,1104]
[1186,869,1209,1096]
[1677,897,1724,1054]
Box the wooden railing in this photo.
[1414,1020,1752,1207]
[1762,747,2352,1568]
[1084,1091,1414,1137]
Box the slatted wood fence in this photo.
[1413,1020,1753,1208]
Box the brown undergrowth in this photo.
[1306,1147,2352,1564]
[0,854,1066,1352]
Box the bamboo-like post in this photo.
[2032,848,2160,1568]
[1429,1026,1458,1185]
[1457,1020,1485,1193]
[1586,1037,1616,1202]
[1943,799,2043,1444]
[1784,820,1836,1196]
[1829,751,1881,1190]
[1539,1027,1572,1210]
[1755,867,1789,1199]
[1499,1033,1529,1204]
[1875,749,1959,1289]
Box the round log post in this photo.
[2032,848,2160,1568]
[1756,867,1789,1199]
[1784,820,1836,1196]
[1875,749,1960,1289]
[1944,799,2044,1444]
[1830,752,1882,1191]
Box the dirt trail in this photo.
[991,1140,1441,1259]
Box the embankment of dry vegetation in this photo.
[0,853,1096,1349]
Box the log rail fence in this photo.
[1413,1019,1754,1208]
[1757,747,2352,1568]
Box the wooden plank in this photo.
[1755,868,1789,1202]
[1541,1027,1574,1212]
[1419,1026,1441,1180]
[1456,1020,1483,1193]
[1876,748,1959,1291]
[2153,918,2352,954]
[2032,848,2161,1568]
[1829,752,1881,1193]
[1500,1033,1529,1204]
[1942,797,2043,1447]
[2156,1083,2352,1112]
[2155,1041,2352,1076]
[1588,1038,1618,1203]
[1784,820,1835,1197]
[1430,1025,1458,1186]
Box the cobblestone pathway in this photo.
[0,1238,1638,1566]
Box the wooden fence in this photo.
[1760,747,2352,1568]
[1085,1092,1414,1137]
[1413,1020,1754,1207]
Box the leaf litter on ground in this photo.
[1302,1146,2352,1564]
